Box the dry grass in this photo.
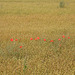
[0,0,75,75]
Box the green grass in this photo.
[0,0,75,75]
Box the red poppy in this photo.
[15,39,18,41]
[62,35,65,38]
[20,46,22,48]
[35,39,37,40]
[58,39,61,41]
[37,37,40,39]
[50,40,54,42]
[30,38,33,40]
[44,39,46,41]
[68,37,70,39]
[59,44,61,46]
[10,39,13,41]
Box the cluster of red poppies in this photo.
[10,35,70,48]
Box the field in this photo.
[0,0,75,75]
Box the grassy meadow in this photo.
[0,0,75,75]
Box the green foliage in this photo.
[23,59,27,75]
[59,1,65,8]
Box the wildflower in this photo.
[35,39,37,40]
[58,39,61,41]
[10,39,13,41]
[59,44,61,46]
[62,35,65,38]
[44,39,46,41]
[50,40,54,42]
[37,37,40,39]
[15,39,18,41]
[30,38,33,40]
[20,46,22,48]
[68,37,70,39]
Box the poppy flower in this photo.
[62,35,65,38]
[58,39,61,41]
[59,44,61,46]
[35,39,37,40]
[50,40,54,42]
[15,39,18,41]
[37,37,40,39]
[30,38,33,40]
[44,39,46,41]
[20,46,22,48]
[68,37,70,39]
[10,39,13,41]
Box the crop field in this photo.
[0,0,75,75]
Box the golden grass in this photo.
[0,0,75,75]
